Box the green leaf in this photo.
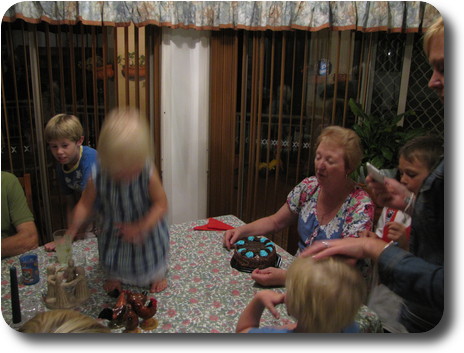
[349,98,420,170]
[348,99,367,119]
[381,148,393,162]
[371,156,384,169]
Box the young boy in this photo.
[44,114,97,245]
[368,135,443,332]
[374,135,444,250]
[236,256,365,333]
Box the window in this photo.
[209,29,443,252]
[1,21,161,240]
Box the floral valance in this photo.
[2,1,441,33]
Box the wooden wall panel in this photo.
[208,30,238,218]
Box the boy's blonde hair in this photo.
[423,16,444,57]
[285,256,365,333]
[316,126,363,175]
[44,114,83,143]
[97,107,152,176]
[19,309,110,333]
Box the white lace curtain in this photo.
[3,1,441,32]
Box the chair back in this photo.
[18,173,34,213]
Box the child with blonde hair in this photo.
[44,114,97,251]
[44,114,97,223]
[67,108,170,293]
[236,256,365,333]
[19,309,110,333]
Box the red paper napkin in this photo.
[194,218,234,231]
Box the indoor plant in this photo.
[80,56,114,80]
[117,52,146,79]
[349,98,424,181]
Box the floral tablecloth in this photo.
[1,215,381,333]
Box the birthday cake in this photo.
[231,236,279,272]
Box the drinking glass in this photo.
[53,229,73,265]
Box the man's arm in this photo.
[378,245,444,310]
[1,221,39,258]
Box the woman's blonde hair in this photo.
[285,256,365,333]
[44,114,83,143]
[316,126,363,174]
[19,309,110,333]
[97,107,152,176]
[423,17,444,57]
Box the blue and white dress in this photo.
[92,161,169,287]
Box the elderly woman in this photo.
[223,125,375,286]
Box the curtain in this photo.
[161,28,210,225]
[3,1,441,32]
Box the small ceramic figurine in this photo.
[123,304,140,333]
[43,261,90,309]
[54,272,71,308]
[131,297,158,330]
[63,259,77,281]
[111,291,140,333]
[74,267,89,301]
[102,290,158,332]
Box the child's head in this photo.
[398,135,443,195]
[97,107,152,180]
[285,256,365,333]
[44,114,84,143]
[44,114,85,166]
[19,309,110,333]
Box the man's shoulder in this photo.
[1,171,17,183]
[1,171,20,190]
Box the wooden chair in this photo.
[18,173,34,213]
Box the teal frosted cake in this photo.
[232,236,277,270]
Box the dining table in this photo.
[1,215,382,333]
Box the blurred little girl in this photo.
[67,108,170,293]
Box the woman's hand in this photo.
[224,203,297,250]
[251,267,287,287]
[300,237,387,262]
[223,228,245,250]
